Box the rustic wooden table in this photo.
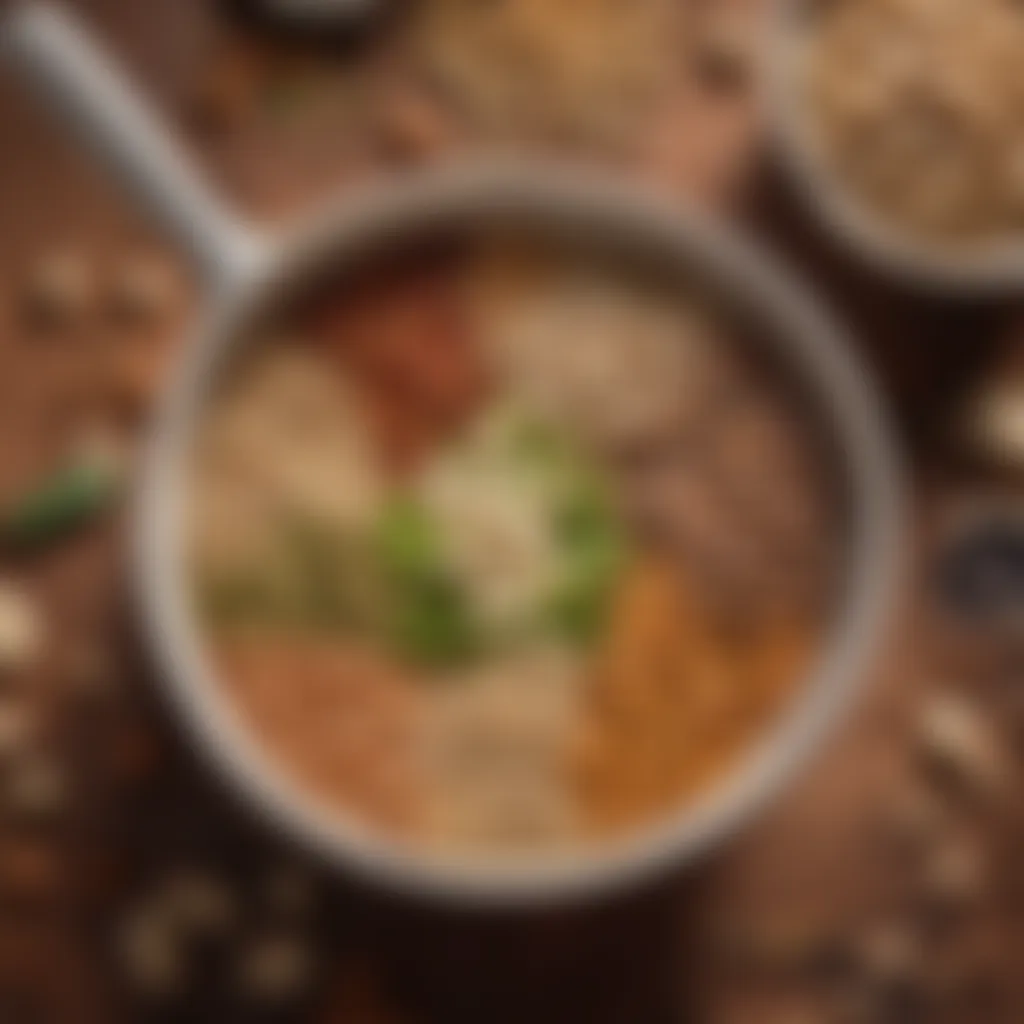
[0,2,1020,1022]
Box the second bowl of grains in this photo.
[773,0,1024,290]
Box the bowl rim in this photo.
[769,0,1024,294]
[135,163,903,907]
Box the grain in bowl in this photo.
[186,230,844,860]
[796,0,1024,250]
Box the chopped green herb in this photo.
[373,497,480,668]
[387,573,479,667]
[373,498,443,581]
[549,499,624,642]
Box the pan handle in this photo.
[2,3,269,291]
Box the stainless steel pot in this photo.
[2,3,902,906]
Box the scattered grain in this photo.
[967,385,1024,470]
[161,870,235,935]
[234,932,314,1003]
[916,694,1005,798]
[0,584,43,677]
[118,906,187,997]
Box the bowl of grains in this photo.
[773,0,1024,290]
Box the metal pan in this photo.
[2,3,901,906]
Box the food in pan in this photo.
[187,233,839,856]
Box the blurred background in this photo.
[0,0,1022,1021]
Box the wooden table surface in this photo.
[0,2,1020,1022]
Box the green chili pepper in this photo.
[3,455,121,550]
